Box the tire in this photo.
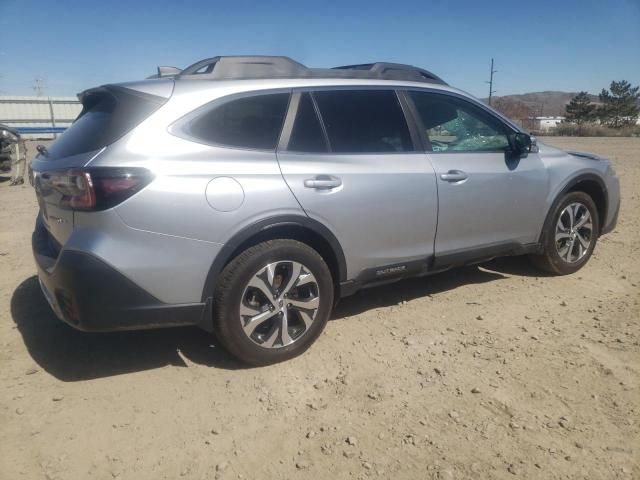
[212,239,334,366]
[530,191,599,275]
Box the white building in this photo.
[536,116,565,131]
[0,96,82,140]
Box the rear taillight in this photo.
[45,167,154,211]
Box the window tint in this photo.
[313,90,413,153]
[47,88,165,159]
[288,93,328,152]
[409,91,510,152]
[188,93,289,150]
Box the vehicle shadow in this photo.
[11,256,542,381]
[11,276,244,381]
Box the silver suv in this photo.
[31,56,620,365]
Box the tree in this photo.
[564,92,596,125]
[597,80,640,128]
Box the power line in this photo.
[33,77,47,96]
[485,58,497,105]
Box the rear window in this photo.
[187,93,290,150]
[47,87,166,159]
[313,90,413,153]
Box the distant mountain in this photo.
[484,91,600,117]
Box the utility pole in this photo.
[485,58,497,105]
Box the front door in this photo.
[407,90,548,262]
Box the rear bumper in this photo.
[32,223,211,332]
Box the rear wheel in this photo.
[213,239,333,365]
[530,191,599,275]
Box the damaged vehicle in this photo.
[0,123,27,185]
[0,123,19,171]
[30,56,621,365]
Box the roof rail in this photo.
[178,56,308,79]
[152,56,447,85]
[332,62,447,85]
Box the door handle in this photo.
[304,175,342,189]
[440,170,468,182]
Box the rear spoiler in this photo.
[146,66,182,79]
[77,84,173,105]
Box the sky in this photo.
[1,0,639,99]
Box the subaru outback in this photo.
[31,56,621,365]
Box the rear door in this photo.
[276,89,438,279]
[406,90,548,264]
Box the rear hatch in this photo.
[32,83,171,246]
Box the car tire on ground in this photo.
[212,239,334,366]
[530,191,600,275]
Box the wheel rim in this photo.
[240,261,320,349]
[555,202,593,264]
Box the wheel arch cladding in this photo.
[564,175,607,234]
[540,174,607,244]
[201,216,346,304]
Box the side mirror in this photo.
[509,132,532,158]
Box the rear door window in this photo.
[287,93,328,153]
[313,90,413,153]
[187,93,290,150]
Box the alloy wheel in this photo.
[555,202,593,263]
[240,261,320,348]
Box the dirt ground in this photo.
[0,137,638,480]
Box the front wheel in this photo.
[212,239,334,365]
[530,191,599,275]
